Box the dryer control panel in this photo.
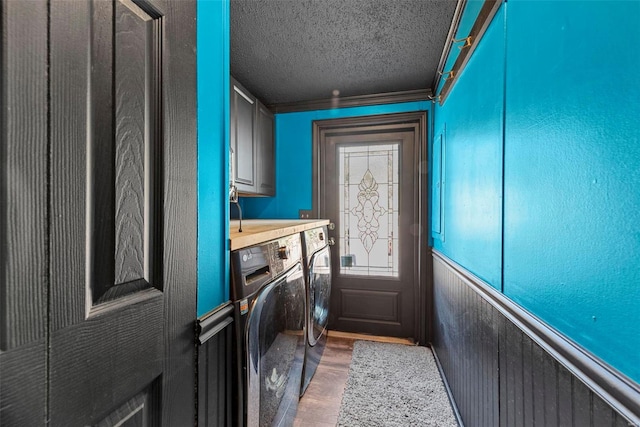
[265,233,302,277]
[302,225,329,260]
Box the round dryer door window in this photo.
[246,263,306,427]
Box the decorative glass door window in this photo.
[338,143,399,277]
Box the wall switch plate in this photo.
[299,210,313,219]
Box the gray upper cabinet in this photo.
[230,77,257,193]
[256,101,275,196]
[230,76,275,196]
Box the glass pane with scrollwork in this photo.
[338,143,399,277]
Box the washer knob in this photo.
[278,246,290,260]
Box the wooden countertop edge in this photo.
[229,219,330,250]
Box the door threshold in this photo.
[327,330,415,345]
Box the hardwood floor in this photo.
[294,335,354,427]
[293,332,414,426]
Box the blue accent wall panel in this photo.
[197,0,230,316]
[432,6,505,288]
[503,0,640,383]
[242,101,430,219]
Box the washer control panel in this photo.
[231,233,302,300]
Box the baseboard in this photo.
[431,347,466,427]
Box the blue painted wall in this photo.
[503,0,640,383]
[434,0,640,382]
[432,5,505,288]
[197,0,230,317]
[242,101,431,219]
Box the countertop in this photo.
[229,219,330,250]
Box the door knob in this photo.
[328,237,335,246]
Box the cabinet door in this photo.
[231,78,256,193]
[256,102,275,196]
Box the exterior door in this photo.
[1,0,197,425]
[315,113,427,340]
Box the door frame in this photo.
[311,111,430,345]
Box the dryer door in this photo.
[308,246,332,346]
[247,263,306,427]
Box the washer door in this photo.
[247,263,305,427]
[308,246,331,346]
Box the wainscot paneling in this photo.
[432,250,640,427]
[196,303,235,427]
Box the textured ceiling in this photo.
[230,0,457,105]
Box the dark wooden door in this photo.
[316,114,427,340]
[1,0,197,425]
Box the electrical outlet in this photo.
[299,210,313,219]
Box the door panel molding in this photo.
[49,296,164,423]
[86,0,165,310]
[340,289,400,323]
[48,0,197,425]
[95,380,160,427]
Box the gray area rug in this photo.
[337,340,458,427]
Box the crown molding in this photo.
[267,89,432,114]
